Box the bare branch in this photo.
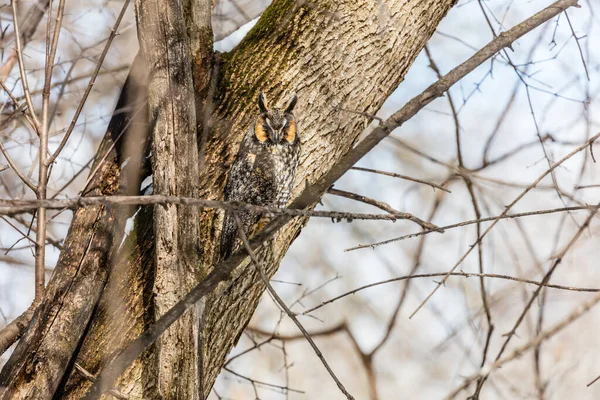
[345,204,599,251]
[409,131,599,319]
[350,166,450,192]
[0,305,35,357]
[301,272,600,316]
[32,0,67,303]
[327,187,439,230]
[233,214,355,400]
[11,0,41,132]
[0,194,422,222]
[447,290,600,399]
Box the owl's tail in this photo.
[220,210,258,259]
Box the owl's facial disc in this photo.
[283,119,296,144]
[255,103,297,146]
[254,116,268,142]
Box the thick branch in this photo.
[0,306,35,357]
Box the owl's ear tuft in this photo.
[284,94,298,114]
[258,92,269,113]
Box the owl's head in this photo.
[254,92,298,146]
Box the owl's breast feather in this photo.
[245,153,256,168]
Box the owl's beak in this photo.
[272,132,282,144]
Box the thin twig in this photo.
[350,166,450,192]
[0,0,50,84]
[301,272,600,315]
[345,204,598,251]
[47,0,131,165]
[11,0,41,132]
[234,214,355,400]
[575,184,600,189]
[0,135,36,191]
[0,215,36,246]
[246,322,347,342]
[222,366,304,395]
[564,10,590,81]
[333,106,385,123]
[327,187,439,230]
[409,131,600,319]
[73,363,136,400]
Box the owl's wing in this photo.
[221,145,274,259]
[221,153,249,259]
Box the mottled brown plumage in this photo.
[220,92,301,259]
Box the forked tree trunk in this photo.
[0,0,456,398]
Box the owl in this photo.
[220,92,301,259]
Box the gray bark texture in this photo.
[0,0,455,398]
[135,0,203,398]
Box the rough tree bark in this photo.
[197,0,456,392]
[0,0,456,398]
[135,0,203,398]
[0,50,149,399]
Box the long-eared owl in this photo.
[220,92,301,259]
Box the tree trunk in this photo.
[0,0,456,398]
[198,0,456,393]
[135,0,203,398]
